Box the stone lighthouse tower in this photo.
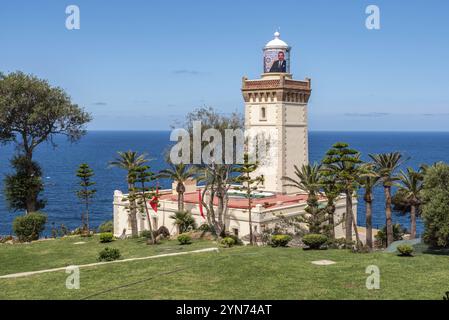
[242,32,312,194]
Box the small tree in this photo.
[4,155,46,213]
[76,163,97,233]
[169,211,196,234]
[0,72,91,212]
[157,161,195,212]
[234,153,264,245]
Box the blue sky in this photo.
[1,0,448,131]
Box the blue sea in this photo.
[1,131,449,237]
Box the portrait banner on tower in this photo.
[264,49,290,73]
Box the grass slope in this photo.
[1,237,449,300]
[0,235,215,276]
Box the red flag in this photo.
[150,182,159,213]
[198,189,205,219]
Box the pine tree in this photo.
[76,163,96,233]
[322,143,368,248]
[234,154,264,245]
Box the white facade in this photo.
[113,189,357,240]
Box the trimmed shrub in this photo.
[270,234,292,247]
[397,244,414,257]
[97,247,121,261]
[98,220,113,233]
[224,233,243,246]
[13,212,47,242]
[99,232,114,243]
[221,237,236,248]
[302,234,328,250]
[177,234,192,245]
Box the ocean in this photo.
[1,131,449,237]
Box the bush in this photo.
[13,212,47,242]
[221,237,236,248]
[177,234,192,245]
[98,220,113,233]
[302,234,328,250]
[99,232,114,243]
[223,233,243,246]
[97,247,121,261]
[421,162,449,247]
[397,244,414,256]
[327,237,349,249]
[375,224,406,248]
[270,234,292,247]
[140,230,154,239]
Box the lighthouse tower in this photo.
[242,32,312,194]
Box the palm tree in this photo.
[169,211,196,234]
[397,167,423,239]
[369,152,404,246]
[283,164,327,234]
[359,173,380,249]
[158,162,195,212]
[320,174,341,240]
[283,163,322,197]
[109,151,148,237]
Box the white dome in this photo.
[264,31,289,49]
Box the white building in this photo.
[113,32,357,240]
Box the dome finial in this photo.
[274,30,280,39]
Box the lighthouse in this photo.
[242,32,312,194]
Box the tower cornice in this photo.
[241,75,312,103]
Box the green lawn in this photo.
[1,237,449,300]
[0,235,215,276]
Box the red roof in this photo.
[158,190,310,210]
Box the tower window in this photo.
[260,107,267,121]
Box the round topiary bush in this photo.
[270,234,292,247]
[397,244,414,257]
[221,236,236,248]
[97,247,121,261]
[302,234,328,250]
[177,233,192,245]
[99,232,114,243]
[13,212,47,242]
